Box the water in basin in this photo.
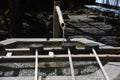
[6,41,84,48]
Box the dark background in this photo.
[0,0,95,39]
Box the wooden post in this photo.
[53,1,62,38]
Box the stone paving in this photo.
[63,15,120,80]
[65,15,119,46]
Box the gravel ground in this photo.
[0,61,99,77]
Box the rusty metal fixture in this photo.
[29,44,44,80]
[29,44,44,51]
[61,43,76,50]
[85,43,99,52]
[0,44,5,51]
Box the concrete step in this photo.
[88,62,120,80]
[0,76,41,80]
[46,76,103,80]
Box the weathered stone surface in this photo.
[66,15,118,46]
[0,76,41,80]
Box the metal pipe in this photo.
[68,48,76,80]
[92,48,110,80]
[35,49,38,80]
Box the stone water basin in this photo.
[0,38,103,78]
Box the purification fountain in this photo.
[0,1,120,80]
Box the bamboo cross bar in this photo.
[1,54,120,59]
[5,47,120,52]
[0,54,120,63]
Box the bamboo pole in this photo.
[53,1,65,38]
[5,47,120,52]
[92,48,110,80]
[35,49,38,80]
[68,48,76,80]
[55,6,65,28]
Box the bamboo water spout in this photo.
[53,1,65,38]
[55,6,65,28]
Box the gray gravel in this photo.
[0,61,99,77]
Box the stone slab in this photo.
[0,38,47,45]
[87,62,120,80]
[46,76,103,80]
[0,76,41,80]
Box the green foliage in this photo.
[0,9,10,26]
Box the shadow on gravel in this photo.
[0,65,35,77]
[65,17,118,46]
